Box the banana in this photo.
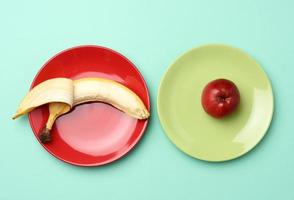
[13,77,149,120]
[14,77,149,143]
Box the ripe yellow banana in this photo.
[13,77,149,120]
[13,77,150,143]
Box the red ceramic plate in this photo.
[28,45,150,166]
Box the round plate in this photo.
[29,45,150,166]
[157,44,273,162]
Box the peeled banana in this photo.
[13,77,150,142]
[73,78,149,119]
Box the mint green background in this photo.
[0,0,293,199]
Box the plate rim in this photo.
[28,45,150,167]
[157,43,274,162]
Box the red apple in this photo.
[201,79,240,118]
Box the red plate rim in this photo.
[28,45,150,166]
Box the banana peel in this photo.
[12,78,73,119]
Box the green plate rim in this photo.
[157,43,274,162]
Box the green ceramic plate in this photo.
[157,44,274,162]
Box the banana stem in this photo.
[38,103,70,143]
[46,114,59,130]
[39,113,59,143]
